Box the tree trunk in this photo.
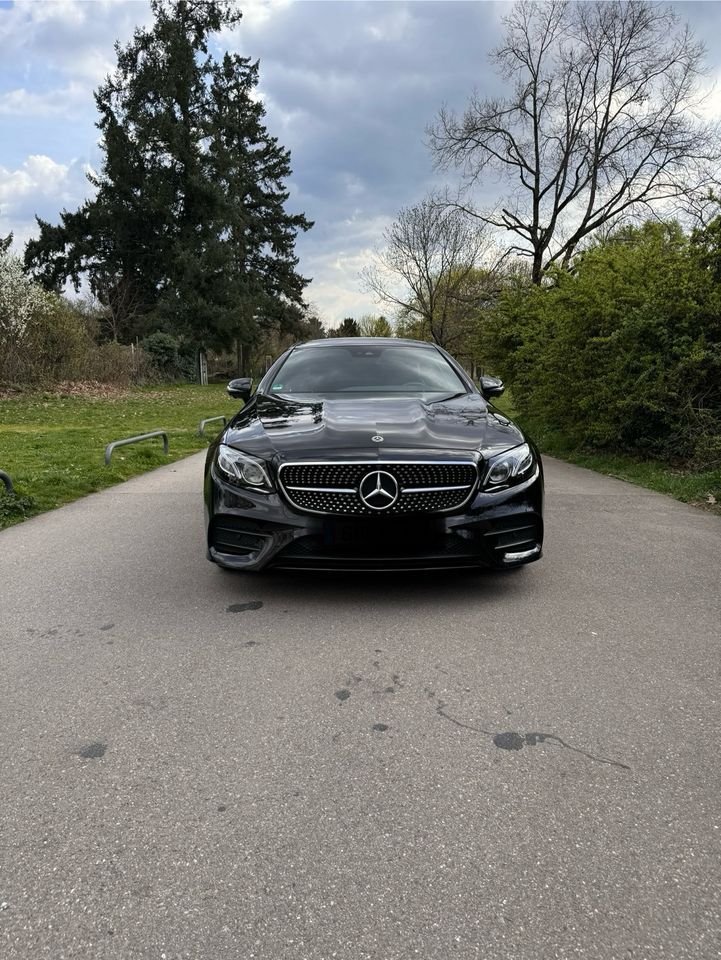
[236,338,243,377]
[531,250,543,285]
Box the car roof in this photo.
[294,337,437,349]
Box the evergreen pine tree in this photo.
[25,0,312,350]
[334,317,360,337]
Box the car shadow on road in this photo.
[216,563,539,611]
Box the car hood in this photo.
[223,393,525,462]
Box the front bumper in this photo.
[205,465,543,572]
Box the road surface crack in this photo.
[425,689,630,771]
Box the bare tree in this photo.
[363,196,497,350]
[430,0,720,283]
[91,274,143,342]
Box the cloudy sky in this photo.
[1,0,720,326]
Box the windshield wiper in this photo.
[431,391,469,403]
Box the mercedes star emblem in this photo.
[358,470,399,511]
[371,435,384,443]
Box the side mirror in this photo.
[227,377,253,402]
[479,375,505,400]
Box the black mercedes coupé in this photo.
[204,337,543,571]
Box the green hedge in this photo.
[483,221,721,467]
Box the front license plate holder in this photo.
[322,519,365,546]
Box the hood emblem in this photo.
[371,435,384,443]
[359,470,399,511]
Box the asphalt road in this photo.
[1,452,720,960]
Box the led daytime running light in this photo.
[484,443,534,488]
[217,444,273,491]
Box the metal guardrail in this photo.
[105,430,169,466]
[198,415,228,437]
[0,469,14,494]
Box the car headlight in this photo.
[216,444,274,492]
[483,442,535,489]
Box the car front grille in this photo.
[277,461,478,516]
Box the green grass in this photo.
[0,384,240,530]
[491,392,721,515]
[537,441,720,513]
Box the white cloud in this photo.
[0,0,152,84]
[304,247,379,325]
[300,211,394,324]
[697,70,721,122]
[0,155,68,206]
[0,154,93,250]
[0,82,87,117]
[231,0,293,31]
[363,6,415,43]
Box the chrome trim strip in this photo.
[279,459,478,466]
[277,460,480,516]
[402,484,470,493]
[286,485,357,494]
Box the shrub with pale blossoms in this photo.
[0,245,53,341]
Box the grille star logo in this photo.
[358,470,399,511]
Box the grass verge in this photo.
[492,393,721,516]
[0,383,240,530]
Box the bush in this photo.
[1,247,160,387]
[1,287,97,385]
[140,331,196,381]
[483,221,721,463]
[92,340,157,385]
[1,288,156,387]
[0,490,37,521]
[140,331,179,372]
[693,430,721,470]
[22,296,100,381]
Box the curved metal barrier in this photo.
[0,469,14,494]
[198,415,228,437]
[105,430,169,466]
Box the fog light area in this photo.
[504,545,541,562]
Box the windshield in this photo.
[268,343,467,400]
